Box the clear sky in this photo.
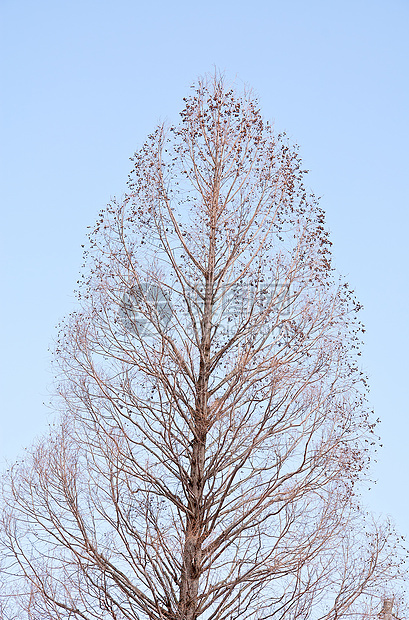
[1,0,408,545]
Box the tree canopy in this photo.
[0,74,406,620]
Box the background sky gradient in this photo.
[1,0,408,545]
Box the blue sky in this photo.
[1,0,408,543]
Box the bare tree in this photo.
[1,74,406,620]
